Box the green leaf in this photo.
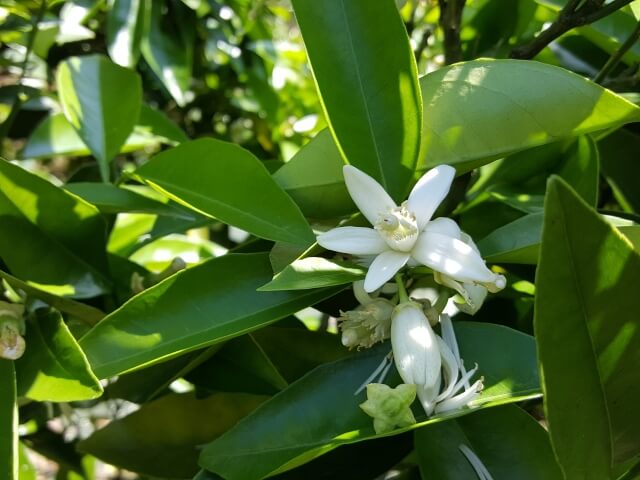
[291,0,422,201]
[419,59,640,171]
[108,346,220,403]
[57,54,142,181]
[272,130,354,219]
[78,392,267,478]
[415,405,562,480]
[555,135,599,207]
[0,270,104,326]
[186,334,289,395]
[135,139,314,246]
[22,106,187,160]
[599,129,640,213]
[477,213,543,264]
[107,0,145,67]
[141,0,193,106]
[535,177,640,478]
[0,360,17,480]
[199,322,540,479]
[0,160,110,299]
[64,183,194,217]
[80,253,342,378]
[15,309,102,402]
[259,257,366,291]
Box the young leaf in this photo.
[0,360,17,480]
[292,0,422,201]
[79,253,342,378]
[419,59,640,171]
[78,392,267,478]
[0,160,110,298]
[536,177,640,478]
[134,139,314,246]
[57,54,142,181]
[199,322,540,480]
[415,405,562,480]
[16,309,103,402]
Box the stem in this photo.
[438,0,467,64]
[395,273,409,303]
[0,0,48,153]
[594,21,640,83]
[433,291,450,313]
[510,0,635,59]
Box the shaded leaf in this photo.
[0,360,17,480]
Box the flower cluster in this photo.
[317,165,506,431]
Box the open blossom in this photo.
[317,165,505,293]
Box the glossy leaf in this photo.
[259,257,366,291]
[78,392,267,478]
[536,177,640,478]
[292,0,422,201]
[199,322,540,479]
[419,59,640,170]
[272,130,354,219]
[415,405,562,480]
[80,253,342,378]
[65,183,194,217]
[107,0,145,67]
[57,54,142,181]
[16,309,102,402]
[477,213,543,264]
[0,360,17,480]
[22,106,187,160]
[0,160,110,299]
[135,139,314,245]
[140,0,193,106]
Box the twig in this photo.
[594,21,640,83]
[414,27,432,63]
[438,0,467,64]
[510,0,635,60]
[0,0,48,154]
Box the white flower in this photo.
[391,301,442,415]
[390,302,483,416]
[434,233,505,315]
[317,165,505,293]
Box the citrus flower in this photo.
[317,165,506,293]
[391,302,483,416]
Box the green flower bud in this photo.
[359,383,417,434]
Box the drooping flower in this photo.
[391,301,442,415]
[390,302,483,416]
[317,165,505,293]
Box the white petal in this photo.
[364,250,410,292]
[391,303,441,388]
[317,227,387,255]
[343,165,397,226]
[412,232,497,284]
[407,165,456,230]
[423,217,461,239]
[435,335,459,402]
[435,378,483,414]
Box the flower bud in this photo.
[339,298,394,349]
[359,383,416,434]
[391,302,441,415]
[0,301,25,360]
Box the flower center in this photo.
[375,202,419,252]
